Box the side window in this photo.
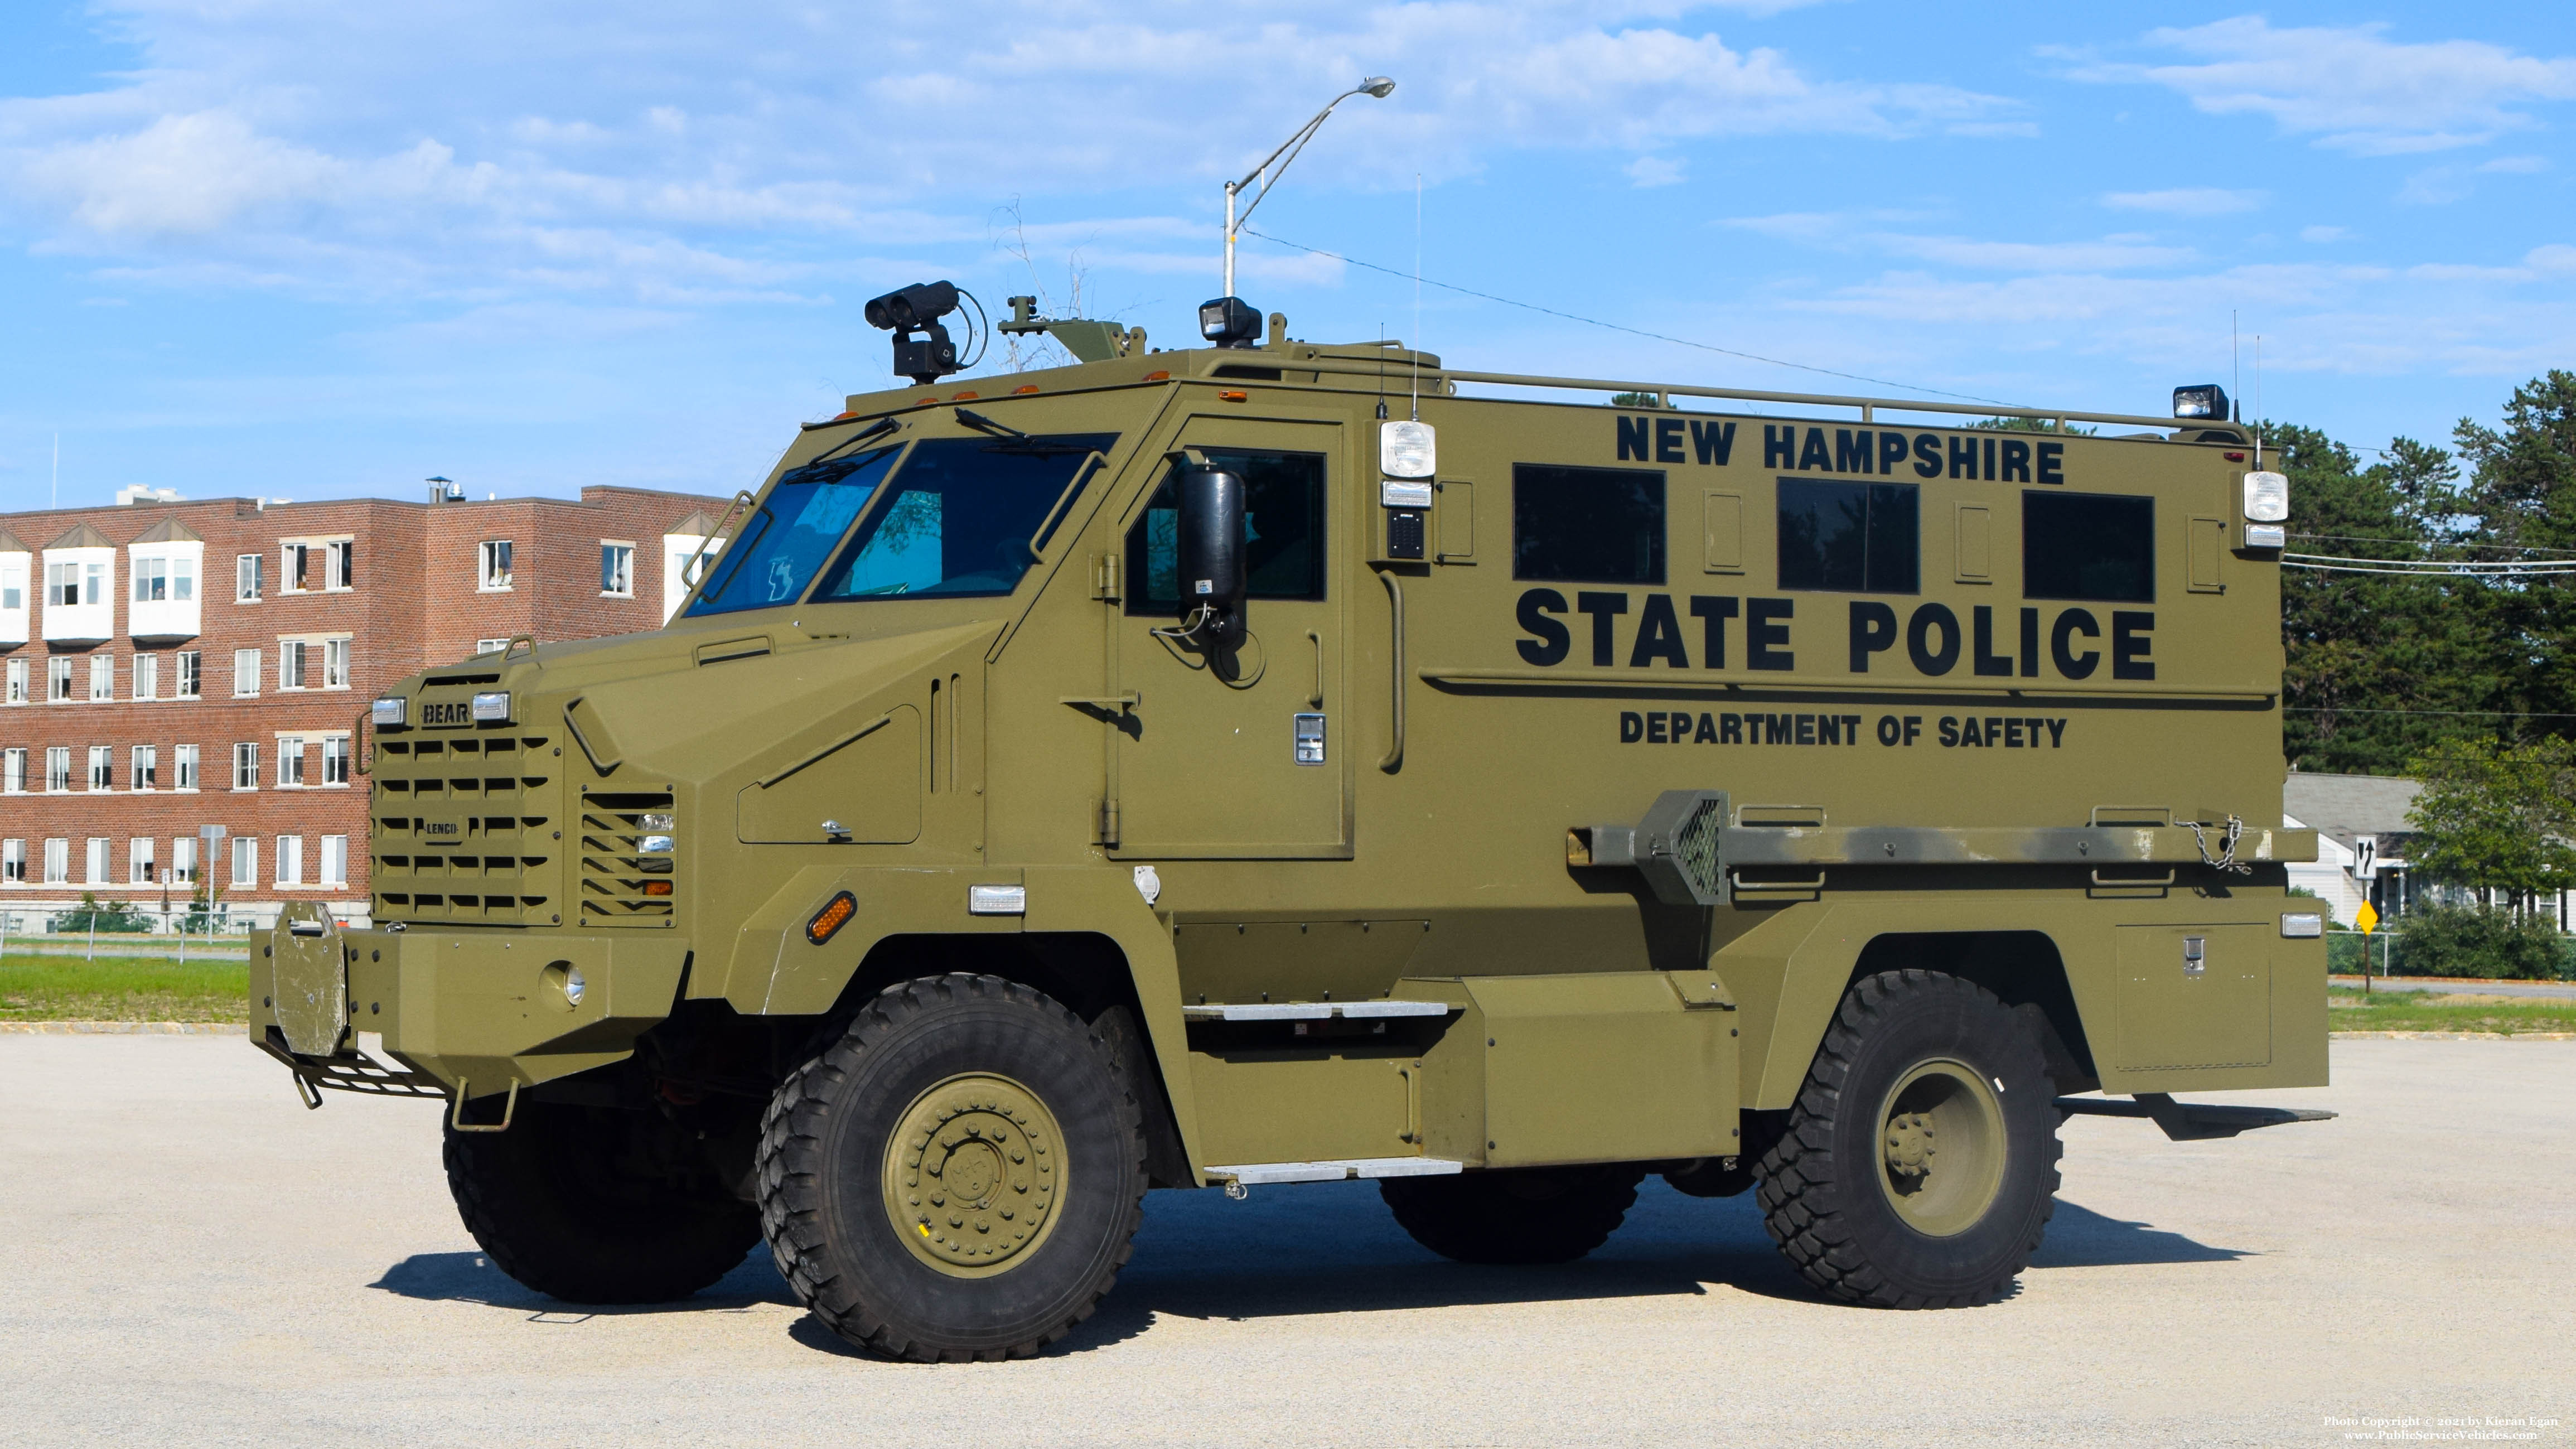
[2023,491,2153,602]
[1124,450,1327,614]
[1511,465,1665,583]
[1776,479,1919,593]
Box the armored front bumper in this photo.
[250,922,691,1100]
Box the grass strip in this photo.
[0,953,249,1023]
[2329,984,2576,1036]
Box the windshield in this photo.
[810,434,1115,601]
[687,446,902,616]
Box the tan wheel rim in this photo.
[1875,1059,2007,1238]
[882,1073,1067,1278]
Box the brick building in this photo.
[0,484,730,933]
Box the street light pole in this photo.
[1222,77,1396,300]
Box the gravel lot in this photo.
[0,1035,2567,1448]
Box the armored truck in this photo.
[254,286,2331,1361]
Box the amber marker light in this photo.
[1142,370,1170,381]
[1219,389,1249,402]
[806,890,858,944]
[644,880,674,897]
[1012,385,1041,394]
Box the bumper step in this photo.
[1204,1157,1465,1187]
[2056,1093,2336,1141]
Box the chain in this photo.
[2188,815,2254,875]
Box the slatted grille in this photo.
[578,792,678,925]
[370,730,555,923]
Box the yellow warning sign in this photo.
[2356,900,2380,935]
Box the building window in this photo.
[601,542,635,597]
[49,656,73,701]
[134,556,169,602]
[476,637,513,656]
[175,555,196,601]
[320,834,348,888]
[284,543,311,593]
[46,746,70,792]
[230,837,256,888]
[276,834,303,887]
[278,736,305,788]
[88,745,112,791]
[281,640,308,690]
[133,653,157,701]
[330,539,354,590]
[47,561,82,606]
[175,743,199,791]
[45,838,69,885]
[233,741,258,790]
[85,837,109,885]
[175,651,201,698]
[5,658,23,704]
[0,561,18,611]
[1,748,21,793]
[236,554,264,601]
[234,649,260,697]
[1,839,22,884]
[324,638,350,689]
[132,744,158,790]
[171,837,196,883]
[129,838,155,885]
[321,735,350,786]
[88,654,113,701]
[479,540,514,590]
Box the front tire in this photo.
[1756,968,2061,1308]
[443,1098,761,1305]
[755,974,1147,1362]
[1381,1165,1645,1264]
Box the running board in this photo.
[1203,1157,1465,1188]
[1182,1000,1454,1022]
[2056,1093,2337,1142]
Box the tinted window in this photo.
[687,447,900,616]
[2023,491,2153,602]
[1125,450,1326,613]
[813,434,1117,601]
[1776,479,1919,593]
[1512,465,1665,583]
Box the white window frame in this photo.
[234,648,260,697]
[320,834,348,888]
[131,744,157,791]
[85,836,109,885]
[45,746,71,792]
[601,540,635,597]
[4,658,23,704]
[476,637,513,656]
[280,640,308,690]
[133,554,170,602]
[45,838,70,885]
[129,837,154,885]
[88,654,113,701]
[175,651,201,698]
[282,542,311,594]
[1,747,21,794]
[230,837,256,888]
[276,834,303,888]
[49,656,73,701]
[479,539,514,591]
[86,745,112,791]
[277,735,305,788]
[324,637,350,689]
[1,838,22,885]
[328,539,354,591]
[236,553,264,601]
[175,743,199,792]
[171,837,197,883]
[232,741,259,791]
[321,734,351,786]
[133,652,157,701]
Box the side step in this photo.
[2056,1093,2336,1142]
[1181,1000,1453,1022]
[1203,1157,1465,1187]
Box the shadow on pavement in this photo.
[2029,1201,2248,1269]
[370,1247,796,1315]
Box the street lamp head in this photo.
[1360,76,1396,99]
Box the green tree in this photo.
[2403,736,2576,905]
[1965,416,2096,434]
[2453,371,2576,726]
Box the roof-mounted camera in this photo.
[1198,296,1262,350]
[865,281,987,384]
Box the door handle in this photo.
[1306,631,1323,708]
[1372,566,1404,772]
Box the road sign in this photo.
[2356,900,2380,935]
[2353,835,2378,879]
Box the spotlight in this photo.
[865,281,966,383]
[2172,384,2231,421]
[1198,296,1262,349]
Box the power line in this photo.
[2289,532,2576,558]
[1241,226,2016,408]
[2285,706,2576,719]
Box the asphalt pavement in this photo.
[0,1035,2568,1448]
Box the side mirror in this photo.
[1176,465,1248,646]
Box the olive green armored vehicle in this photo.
[255,281,2332,1361]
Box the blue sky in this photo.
[1,1,2570,509]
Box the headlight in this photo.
[2243,470,2289,523]
[470,691,511,722]
[2172,383,2231,419]
[638,813,674,831]
[638,834,675,854]
[371,697,407,727]
[1380,420,1437,479]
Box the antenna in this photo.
[2254,334,2264,469]
[1410,173,1423,422]
[2230,311,2240,424]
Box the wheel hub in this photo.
[1874,1059,2006,1238]
[882,1074,1064,1277]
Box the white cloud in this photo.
[2101,187,2265,216]
[2300,225,2348,243]
[2069,18,2576,156]
[2478,154,2550,174]
[1625,154,1686,188]
[2398,167,2474,206]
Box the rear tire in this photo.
[1756,968,2060,1308]
[755,974,1147,1362]
[1381,1165,1645,1264]
[443,1098,761,1305]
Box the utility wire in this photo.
[1243,226,2016,408]
[2284,706,2576,719]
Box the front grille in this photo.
[370,730,557,924]
[578,791,679,926]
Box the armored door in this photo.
[1109,414,1350,858]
